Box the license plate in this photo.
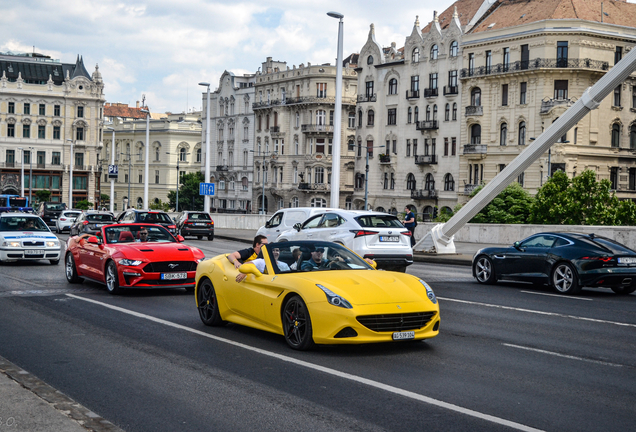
[392,331,415,340]
[618,257,636,264]
[195,223,205,226]
[161,272,187,280]
[25,249,44,255]
[380,236,399,242]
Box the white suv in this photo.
[256,207,339,242]
[276,210,413,272]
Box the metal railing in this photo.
[416,120,439,131]
[414,154,437,164]
[379,154,391,163]
[301,124,334,133]
[463,144,487,154]
[406,90,419,99]
[460,57,609,78]
[465,106,483,116]
[424,88,438,98]
[216,165,229,171]
[411,189,438,199]
[269,126,280,133]
[540,98,575,114]
[357,94,377,103]
[443,85,458,95]
[298,182,329,191]
[464,184,480,194]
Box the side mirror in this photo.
[265,220,271,228]
[294,222,302,231]
[238,263,263,277]
[176,235,185,242]
[87,236,100,244]
[513,241,521,250]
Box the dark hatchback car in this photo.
[69,211,116,236]
[38,202,67,226]
[472,232,636,295]
[175,211,214,240]
[116,209,177,234]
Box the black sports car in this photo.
[472,232,636,295]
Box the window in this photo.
[468,53,475,75]
[444,174,454,191]
[448,70,458,88]
[367,140,374,157]
[411,75,419,92]
[414,106,419,122]
[77,106,84,118]
[433,105,438,121]
[412,48,419,62]
[500,123,507,146]
[430,44,438,60]
[383,173,388,189]
[358,110,363,127]
[54,105,60,116]
[6,149,14,164]
[471,124,481,145]
[388,78,398,95]
[52,152,60,165]
[520,82,527,104]
[180,147,187,161]
[196,148,201,162]
[450,41,458,57]
[408,107,412,124]
[317,83,327,98]
[574,127,578,144]
[615,46,623,65]
[518,121,526,145]
[38,125,45,139]
[76,127,84,141]
[429,73,438,90]
[23,103,30,115]
[557,41,568,67]
[425,173,435,190]
[614,85,621,107]
[521,44,529,70]
[155,170,160,184]
[75,152,84,167]
[8,102,14,114]
[502,84,508,106]
[367,55,374,65]
[631,124,636,149]
[387,108,396,125]
[316,110,326,125]
[452,103,457,121]
[610,167,619,190]
[413,139,418,156]
[406,139,411,157]
[503,48,510,71]
[366,81,374,97]
[311,198,326,208]
[518,172,525,186]
[444,137,449,156]
[631,168,636,191]
[51,124,60,139]
[390,173,395,189]
[612,123,621,148]
[485,51,492,73]
[23,150,30,164]
[407,173,416,190]
[445,104,450,121]
[554,80,568,100]
[367,110,374,126]
[633,86,636,109]
[316,138,325,154]
[471,88,481,106]
[348,112,355,128]
[452,137,456,156]
[39,104,45,115]
[426,105,431,121]
[23,124,30,138]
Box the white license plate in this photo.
[618,257,636,264]
[380,236,400,242]
[25,249,44,255]
[392,331,415,340]
[195,223,206,226]
[161,272,187,280]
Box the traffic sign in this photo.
[199,182,215,196]
[108,164,118,179]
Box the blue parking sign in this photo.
[108,164,118,179]
[199,182,215,196]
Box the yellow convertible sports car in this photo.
[195,241,440,350]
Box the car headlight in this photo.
[119,259,143,266]
[316,284,352,309]
[419,279,437,304]
[195,257,206,263]
[2,241,21,248]
[46,241,59,247]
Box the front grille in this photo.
[356,311,437,332]
[143,278,196,286]
[23,241,44,247]
[143,261,197,273]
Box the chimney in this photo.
[136,101,140,108]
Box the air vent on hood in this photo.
[178,248,189,251]
[140,249,154,252]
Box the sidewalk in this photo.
[214,228,506,267]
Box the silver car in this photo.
[55,210,82,233]
[277,210,413,272]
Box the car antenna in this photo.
[589,233,595,239]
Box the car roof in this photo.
[0,212,39,218]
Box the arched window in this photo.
[518,121,526,145]
[430,44,438,60]
[426,105,431,121]
[412,48,420,63]
[630,124,636,149]
[452,103,457,121]
[345,196,352,210]
[500,123,507,146]
[367,110,375,126]
[196,148,201,162]
[376,206,386,213]
[383,173,388,189]
[358,110,363,127]
[471,88,481,106]
[423,206,434,221]
[444,174,455,191]
[433,105,438,121]
[612,123,621,148]
[414,107,419,122]
[367,55,374,65]
[406,173,416,190]
[408,107,412,123]
[445,104,450,121]
[180,147,187,161]
[388,78,398,95]
[425,174,435,191]
[450,41,458,57]
[471,124,481,145]
[137,197,143,209]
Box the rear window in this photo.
[87,214,115,222]
[355,215,404,228]
[589,237,636,254]
[64,212,81,218]
[139,212,173,223]
[45,203,66,211]
[188,213,211,221]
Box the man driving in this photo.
[137,228,149,242]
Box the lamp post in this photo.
[66,139,74,207]
[106,126,116,213]
[28,146,34,205]
[364,145,384,211]
[167,151,190,212]
[327,11,344,209]
[249,150,277,214]
[199,82,211,213]
[17,147,24,197]
[140,108,150,209]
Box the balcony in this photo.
[301,124,334,133]
[298,182,329,191]
[2,162,15,168]
[416,120,439,131]
[414,155,437,165]
[285,96,357,106]
[460,57,609,78]
[465,106,483,116]
[37,163,46,169]
[216,165,229,171]
[357,94,377,103]
[464,184,480,194]
[269,126,280,133]
[540,98,574,114]
[252,99,281,109]
[405,90,419,99]
[424,88,438,98]
[411,189,438,199]
[379,154,391,164]
[463,144,487,154]
[443,85,458,95]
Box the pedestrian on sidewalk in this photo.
[403,206,416,247]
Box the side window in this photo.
[522,235,555,248]
[318,213,339,228]
[268,212,283,228]
[302,215,323,229]
[553,237,569,247]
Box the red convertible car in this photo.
[65,223,205,294]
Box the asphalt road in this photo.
[0,235,635,432]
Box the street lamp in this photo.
[140,108,150,209]
[167,151,190,212]
[199,82,211,213]
[250,150,277,214]
[66,139,74,207]
[364,145,385,211]
[17,147,24,197]
[28,146,34,205]
[327,11,344,209]
[105,126,116,213]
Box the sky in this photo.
[0,0,457,113]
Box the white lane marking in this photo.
[519,291,593,301]
[503,344,623,367]
[438,297,636,328]
[66,293,544,432]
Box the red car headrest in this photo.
[119,231,134,242]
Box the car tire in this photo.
[197,279,224,326]
[611,286,636,295]
[105,261,122,295]
[551,262,581,295]
[474,255,496,284]
[50,259,60,265]
[208,234,214,241]
[65,253,83,284]
[282,295,315,350]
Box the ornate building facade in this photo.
[0,52,105,207]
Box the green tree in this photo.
[615,199,636,226]
[149,199,171,212]
[167,171,205,211]
[35,190,51,205]
[75,200,91,210]
[470,182,534,224]
[529,170,571,224]
[100,193,110,203]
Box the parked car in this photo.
[37,202,67,226]
[175,211,214,240]
[65,223,205,294]
[0,212,61,264]
[116,209,177,234]
[276,210,413,272]
[55,210,82,233]
[195,240,439,350]
[69,211,116,236]
[256,207,339,242]
[472,232,636,295]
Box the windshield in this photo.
[45,203,66,211]
[355,215,404,228]
[0,216,49,232]
[139,212,173,223]
[87,214,115,222]
[261,241,373,274]
[104,225,176,244]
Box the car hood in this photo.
[290,270,429,306]
[112,242,202,261]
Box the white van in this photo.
[256,207,339,242]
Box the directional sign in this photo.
[108,164,118,179]
[199,182,215,196]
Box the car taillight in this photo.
[168,225,176,229]
[350,229,378,238]
[83,221,89,225]
[60,217,67,221]
[401,230,412,236]
[581,256,613,262]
